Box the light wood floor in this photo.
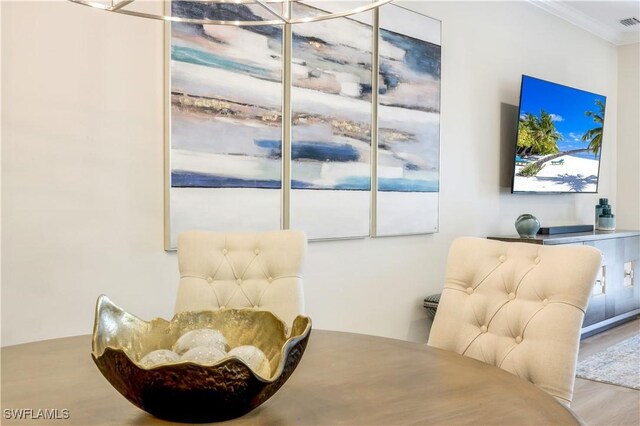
[572,319,640,426]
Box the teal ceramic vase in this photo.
[515,214,540,238]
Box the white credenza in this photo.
[488,230,640,337]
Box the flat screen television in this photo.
[511,75,606,193]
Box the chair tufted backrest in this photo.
[427,237,602,405]
[175,230,307,328]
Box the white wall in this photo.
[616,43,640,229]
[1,1,622,346]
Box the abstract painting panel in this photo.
[376,5,441,236]
[289,3,373,239]
[166,2,442,246]
[168,2,283,248]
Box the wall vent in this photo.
[619,17,640,27]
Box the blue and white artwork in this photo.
[168,2,283,248]
[289,3,373,239]
[376,5,441,236]
[166,2,441,245]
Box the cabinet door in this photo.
[615,236,640,315]
[584,239,622,322]
[582,262,606,326]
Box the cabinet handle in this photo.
[624,269,634,279]
[595,265,606,294]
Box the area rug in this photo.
[576,334,640,390]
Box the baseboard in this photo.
[581,310,640,339]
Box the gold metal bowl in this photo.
[91,295,312,422]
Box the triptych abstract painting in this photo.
[166,1,441,248]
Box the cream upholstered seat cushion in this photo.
[427,237,602,405]
[175,230,306,328]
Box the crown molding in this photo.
[528,0,629,46]
[616,31,640,46]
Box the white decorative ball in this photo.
[180,346,227,365]
[172,329,228,355]
[139,349,180,368]
[228,345,271,378]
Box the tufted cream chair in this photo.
[175,230,306,328]
[428,237,602,405]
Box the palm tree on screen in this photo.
[535,110,562,152]
[517,110,561,156]
[582,99,605,157]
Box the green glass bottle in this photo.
[598,207,616,231]
[595,198,608,228]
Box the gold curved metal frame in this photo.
[67,0,395,26]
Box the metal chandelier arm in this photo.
[66,0,395,26]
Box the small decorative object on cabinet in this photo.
[597,206,616,231]
[514,214,541,238]
[487,230,640,337]
[595,198,608,227]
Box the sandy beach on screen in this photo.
[513,154,599,192]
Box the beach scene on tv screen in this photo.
[512,76,606,193]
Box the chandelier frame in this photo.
[67,0,395,26]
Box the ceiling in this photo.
[529,0,640,45]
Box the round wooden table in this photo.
[1,330,580,425]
